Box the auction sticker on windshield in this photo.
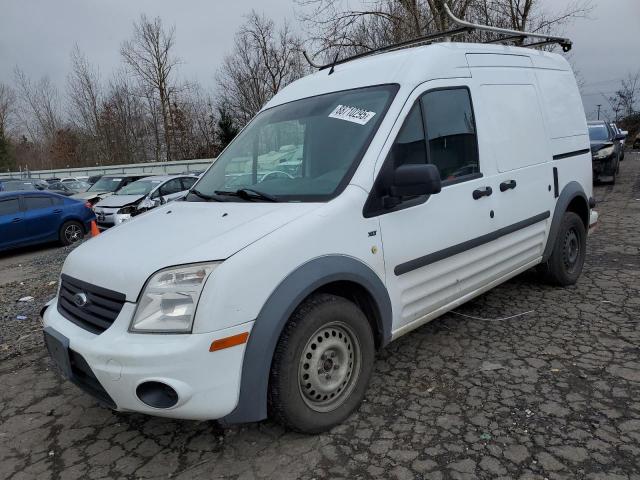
[329,105,376,125]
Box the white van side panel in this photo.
[480,84,549,172]
[536,70,588,141]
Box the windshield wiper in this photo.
[190,188,221,201]
[214,188,279,202]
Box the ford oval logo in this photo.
[73,292,88,308]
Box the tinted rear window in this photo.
[0,198,19,215]
[24,196,53,210]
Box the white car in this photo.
[93,175,197,229]
[42,39,595,432]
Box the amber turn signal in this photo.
[209,332,249,352]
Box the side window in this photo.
[363,104,428,217]
[180,177,197,190]
[24,196,53,210]
[159,179,183,196]
[0,198,20,215]
[420,88,479,181]
[388,104,427,169]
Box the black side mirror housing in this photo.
[614,133,626,141]
[389,164,442,198]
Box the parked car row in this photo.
[0,173,199,252]
[588,120,626,184]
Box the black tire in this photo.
[268,293,375,433]
[539,212,586,286]
[59,220,84,246]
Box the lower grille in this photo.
[57,274,126,334]
[69,349,116,408]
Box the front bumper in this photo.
[42,299,252,420]
[591,154,615,175]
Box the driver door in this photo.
[372,80,496,333]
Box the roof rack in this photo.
[303,3,572,70]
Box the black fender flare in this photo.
[222,255,392,424]
[542,181,589,262]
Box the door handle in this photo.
[53,209,62,213]
[499,180,517,192]
[12,217,22,223]
[472,186,493,200]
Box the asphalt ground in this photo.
[1,152,639,479]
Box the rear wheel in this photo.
[59,221,84,246]
[269,293,375,433]
[539,212,586,286]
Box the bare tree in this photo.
[0,83,16,136]
[615,71,639,118]
[297,0,591,59]
[217,11,306,126]
[14,67,61,145]
[121,14,180,161]
[67,45,105,161]
[0,83,17,170]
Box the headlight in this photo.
[130,263,219,333]
[594,146,614,159]
[117,205,136,215]
[114,206,136,225]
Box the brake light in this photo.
[84,201,93,209]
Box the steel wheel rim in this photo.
[563,228,580,272]
[65,224,82,243]
[298,321,361,413]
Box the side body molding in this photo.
[222,255,392,424]
[542,181,589,262]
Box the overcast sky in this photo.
[1,0,638,121]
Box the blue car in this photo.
[0,191,96,252]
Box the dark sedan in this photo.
[0,191,96,252]
[588,121,624,184]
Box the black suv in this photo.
[588,121,624,184]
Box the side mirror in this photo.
[614,133,626,141]
[390,164,442,198]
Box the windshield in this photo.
[66,181,90,192]
[88,177,124,192]
[116,179,162,196]
[190,84,398,202]
[588,125,609,142]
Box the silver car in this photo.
[93,175,197,229]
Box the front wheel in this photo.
[269,293,375,433]
[539,212,586,286]
[59,221,84,246]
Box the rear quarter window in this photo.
[24,196,54,210]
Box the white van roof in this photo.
[265,42,571,110]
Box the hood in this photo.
[590,140,613,153]
[95,194,144,208]
[62,200,320,300]
[72,190,114,201]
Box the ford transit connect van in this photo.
[42,40,595,432]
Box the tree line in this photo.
[4,0,624,174]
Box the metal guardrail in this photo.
[0,158,215,180]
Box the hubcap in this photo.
[65,224,82,243]
[298,321,361,412]
[563,228,580,272]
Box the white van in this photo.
[42,29,596,432]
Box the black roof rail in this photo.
[303,3,572,71]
